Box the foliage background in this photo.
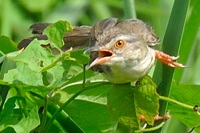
[0,0,200,132]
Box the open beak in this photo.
[84,46,114,68]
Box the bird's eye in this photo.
[115,40,125,48]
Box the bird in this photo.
[18,18,184,84]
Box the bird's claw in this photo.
[155,50,185,68]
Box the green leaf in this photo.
[47,82,117,133]
[2,20,74,87]
[175,0,200,82]
[3,62,44,86]
[14,39,55,72]
[0,96,40,133]
[70,50,90,65]
[1,48,45,86]
[43,20,73,49]
[0,50,20,78]
[134,76,159,125]
[107,83,138,129]
[49,89,71,104]
[66,100,116,133]
[107,76,160,130]
[168,82,200,133]
[0,36,17,55]
[11,107,40,133]
[0,97,19,125]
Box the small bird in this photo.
[18,18,184,84]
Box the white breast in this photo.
[102,48,155,84]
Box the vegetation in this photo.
[0,0,200,132]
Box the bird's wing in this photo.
[18,23,92,51]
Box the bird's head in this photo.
[85,18,159,83]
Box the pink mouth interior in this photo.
[99,50,113,58]
[89,50,113,68]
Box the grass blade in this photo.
[153,0,189,117]
[123,0,136,19]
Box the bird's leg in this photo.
[155,50,185,68]
[140,114,170,122]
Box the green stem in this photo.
[134,122,165,133]
[0,85,9,111]
[82,64,87,89]
[159,95,194,110]
[43,81,110,132]
[43,87,89,133]
[0,51,5,56]
[41,50,73,72]
[123,0,136,19]
[38,94,49,133]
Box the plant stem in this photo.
[43,88,88,132]
[159,95,194,110]
[134,122,165,133]
[82,64,87,89]
[43,81,110,132]
[123,0,136,19]
[40,50,73,72]
[38,94,49,133]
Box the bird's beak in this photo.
[84,45,114,68]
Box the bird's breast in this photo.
[101,48,155,84]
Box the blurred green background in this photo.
[1,0,200,132]
[0,0,173,43]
